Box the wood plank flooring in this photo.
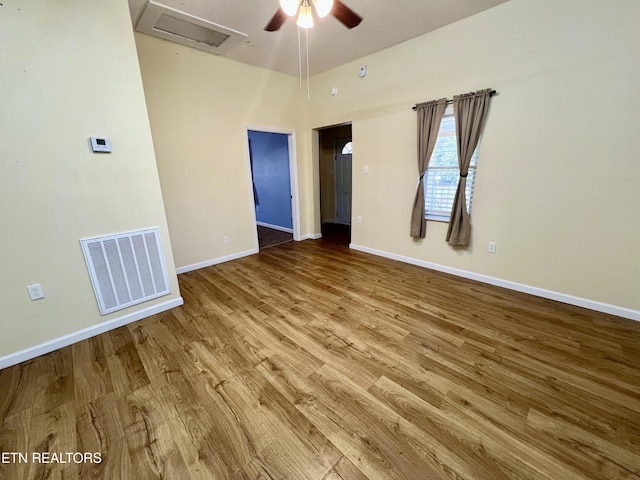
[1,239,640,479]
[257,226,293,249]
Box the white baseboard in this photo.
[0,297,184,370]
[349,243,640,322]
[300,233,322,240]
[256,222,293,234]
[176,248,258,274]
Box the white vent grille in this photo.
[136,1,247,55]
[81,228,171,315]
[154,14,230,47]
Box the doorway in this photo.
[247,128,300,249]
[318,124,352,245]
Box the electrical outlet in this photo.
[488,242,497,254]
[363,165,369,174]
[357,216,362,224]
[223,235,230,244]
[27,284,45,300]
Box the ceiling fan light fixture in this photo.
[313,0,334,18]
[280,0,299,16]
[265,0,362,32]
[296,4,314,28]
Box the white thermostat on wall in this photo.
[90,136,112,153]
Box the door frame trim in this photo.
[244,125,301,248]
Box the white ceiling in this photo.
[128,0,510,77]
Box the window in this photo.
[341,141,353,154]
[424,107,479,221]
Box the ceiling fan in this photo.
[265,0,363,31]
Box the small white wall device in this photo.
[90,136,112,153]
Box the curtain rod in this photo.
[412,90,497,110]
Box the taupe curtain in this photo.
[446,89,492,246]
[410,98,447,238]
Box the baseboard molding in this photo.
[256,221,293,234]
[300,233,322,240]
[349,243,640,322]
[0,297,184,370]
[176,248,259,274]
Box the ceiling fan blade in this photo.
[264,8,287,32]
[331,0,363,29]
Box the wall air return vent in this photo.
[136,1,247,55]
[81,228,171,315]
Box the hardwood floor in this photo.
[257,226,293,249]
[321,223,351,245]
[1,240,640,479]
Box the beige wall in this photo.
[305,0,640,311]
[0,0,181,359]
[134,34,309,270]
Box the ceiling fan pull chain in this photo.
[297,26,302,88]
[306,28,310,99]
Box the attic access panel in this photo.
[136,1,247,55]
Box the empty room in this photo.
[1,0,639,479]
